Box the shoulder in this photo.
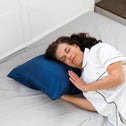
[90,43,118,55]
[91,43,114,51]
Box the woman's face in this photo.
[55,43,84,69]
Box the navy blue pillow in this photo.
[7,54,81,99]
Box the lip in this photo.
[72,55,76,63]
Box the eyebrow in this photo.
[64,47,67,52]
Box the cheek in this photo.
[75,53,83,64]
[65,59,71,64]
[65,59,73,67]
[71,48,76,53]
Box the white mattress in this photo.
[1,11,126,126]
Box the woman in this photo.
[46,33,126,126]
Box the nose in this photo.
[65,53,72,60]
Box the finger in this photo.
[69,77,76,84]
[69,70,78,78]
[68,71,78,80]
[69,72,77,81]
[69,77,81,90]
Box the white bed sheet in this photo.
[0,77,111,126]
[1,11,126,126]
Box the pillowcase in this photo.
[7,54,81,100]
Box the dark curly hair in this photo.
[46,33,102,60]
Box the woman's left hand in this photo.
[68,70,88,92]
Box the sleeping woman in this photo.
[45,32,126,126]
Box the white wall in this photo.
[0,0,94,60]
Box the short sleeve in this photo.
[96,43,126,70]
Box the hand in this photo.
[68,70,88,92]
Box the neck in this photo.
[78,63,83,70]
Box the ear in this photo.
[73,44,80,49]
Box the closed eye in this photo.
[61,55,66,62]
[60,47,70,62]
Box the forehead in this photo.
[56,43,70,60]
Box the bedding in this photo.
[7,54,81,100]
[0,77,112,126]
[0,11,126,126]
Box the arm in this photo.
[61,94,96,112]
[69,61,124,91]
[87,61,124,91]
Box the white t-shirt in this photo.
[81,43,126,126]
